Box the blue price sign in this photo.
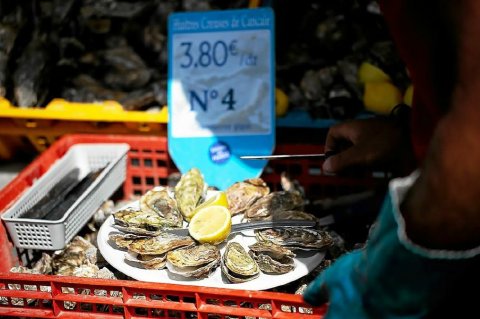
[168,8,275,190]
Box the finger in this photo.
[303,278,330,306]
[324,122,356,153]
[323,146,368,173]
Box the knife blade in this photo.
[240,151,336,160]
[164,215,335,237]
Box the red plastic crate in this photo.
[0,134,329,319]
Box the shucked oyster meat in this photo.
[166,244,220,278]
[174,168,205,221]
[248,241,296,275]
[255,228,333,250]
[221,242,259,283]
[140,189,183,227]
[127,232,195,255]
[226,178,270,216]
[113,209,177,235]
[244,191,304,221]
[108,232,149,249]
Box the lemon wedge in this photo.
[404,84,414,106]
[188,205,232,245]
[275,88,289,117]
[194,191,228,214]
[358,61,391,84]
[363,81,403,115]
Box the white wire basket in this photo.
[1,143,129,250]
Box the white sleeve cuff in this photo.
[390,171,480,259]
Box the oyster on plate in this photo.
[221,242,259,283]
[174,168,205,221]
[255,228,333,250]
[125,252,167,270]
[263,210,317,221]
[226,178,270,216]
[249,240,296,275]
[166,244,220,278]
[108,232,149,249]
[140,189,183,227]
[127,232,195,255]
[244,191,304,221]
[112,209,177,235]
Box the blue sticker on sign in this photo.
[209,142,231,164]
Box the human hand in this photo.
[323,118,415,175]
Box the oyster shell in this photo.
[108,232,149,249]
[140,189,183,227]
[174,168,205,221]
[248,241,295,274]
[113,209,177,235]
[221,242,259,283]
[245,191,304,221]
[125,252,167,269]
[52,236,97,276]
[255,228,333,250]
[166,244,220,278]
[226,178,270,216]
[127,232,195,255]
[264,210,317,221]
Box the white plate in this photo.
[97,200,325,291]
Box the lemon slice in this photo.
[188,206,232,245]
[195,191,228,213]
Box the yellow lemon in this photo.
[188,205,232,245]
[358,61,391,84]
[275,88,289,117]
[363,81,403,115]
[403,84,414,106]
[194,191,228,214]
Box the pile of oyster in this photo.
[108,168,334,283]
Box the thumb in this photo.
[322,147,367,173]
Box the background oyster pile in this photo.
[0,0,407,121]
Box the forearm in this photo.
[402,90,480,250]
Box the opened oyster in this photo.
[245,191,304,221]
[125,252,167,270]
[221,242,259,283]
[108,232,149,249]
[113,209,177,235]
[255,228,333,250]
[264,210,317,221]
[127,232,195,255]
[166,244,220,278]
[174,168,205,221]
[226,178,270,216]
[140,189,183,227]
[249,241,296,275]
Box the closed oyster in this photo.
[127,232,195,255]
[221,242,259,283]
[113,209,177,235]
[226,178,270,216]
[175,168,205,221]
[248,241,295,274]
[125,252,167,269]
[166,244,220,278]
[245,191,304,221]
[255,228,333,250]
[140,189,183,227]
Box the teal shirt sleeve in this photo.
[303,172,480,318]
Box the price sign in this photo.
[168,8,275,189]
